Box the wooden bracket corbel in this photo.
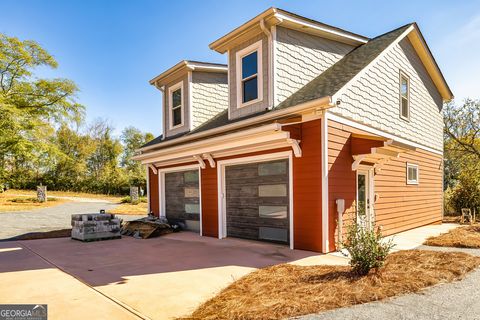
[287,139,302,157]
[203,153,216,168]
[352,155,367,171]
[193,155,206,169]
[148,164,158,175]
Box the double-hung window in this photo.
[406,163,419,185]
[236,40,263,107]
[400,72,410,120]
[169,81,183,129]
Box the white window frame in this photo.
[399,71,410,121]
[406,163,419,185]
[236,40,263,108]
[168,81,184,130]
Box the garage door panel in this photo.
[165,170,200,232]
[225,159,290,244]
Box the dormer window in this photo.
[236,40,263,108]
[169,81,184,129]
[399,72,410,120]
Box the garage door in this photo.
[225,159,289,244]
[164,169,200,232]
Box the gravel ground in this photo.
[296,246,480,320]
[0,201,139,239]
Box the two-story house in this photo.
[133,8,453,253]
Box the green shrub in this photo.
[8,197,57,203]
[120,196,147,204]
[448,177,480,215]
[9,197,39,203]
[342,223,394,275]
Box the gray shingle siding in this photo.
[274,26,354,106]
[191,71,228,129]
[333,37,444,151]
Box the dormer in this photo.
[210,7,369,120]
[150,60,228,138]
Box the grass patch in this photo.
[0,192,65,212]
[8,197,58,203]
[107,202,148,215]
[6,189,123,202]
[183,250,480,320]
[120,196,147,204]
[425,225,480,248]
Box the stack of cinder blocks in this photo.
[71,213,121,241]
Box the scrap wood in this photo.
[121,219,173,239]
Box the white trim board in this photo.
[216,151,294,249]
[188,71,193,131]
[157,164,202,235]
[146,165,151,214]
[321,111,329,253]
[328,113,443,156]
[235,39,264,108]
[168,80,185,130]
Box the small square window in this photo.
[400,73,410,120]
[406,163,419,185]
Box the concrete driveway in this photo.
[0,232,342,320]
[0,224,468,320]
[0,201,138,239]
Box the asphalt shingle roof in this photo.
[141,24,412,150]
[275,24,412,110]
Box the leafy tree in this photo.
[0,33,84,186]
[120,126,153,187]
[85,119,125,194]
[443,99,480,214]
[0,33,154,195]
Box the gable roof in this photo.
[210,7,369,53]
[149,60,227,86]
[276,24,413,110]
[277,23,453,109]
[140,22,453,152]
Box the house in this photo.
[132,8,453,253]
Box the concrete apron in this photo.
[0,224,460,320]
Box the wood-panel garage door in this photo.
[164,169,200,232]
[225,159,289,244]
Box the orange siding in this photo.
[375,149,443,235]
[328,120,356,251]
[292,119,323,252]
[201,166,218,237]
[148,167,159,216]
[327,119,443,247]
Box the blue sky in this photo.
[2,0,479,136]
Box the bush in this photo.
[447,176,480,216]
[120,196,147,205]
[8,197,57,203]
[342,223,394,275]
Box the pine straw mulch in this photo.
[182,250,480,320]
[425,225,480,248]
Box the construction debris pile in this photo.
[121,215,179,239]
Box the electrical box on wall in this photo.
[336,199,345,214]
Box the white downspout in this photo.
[260,19,274,109]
